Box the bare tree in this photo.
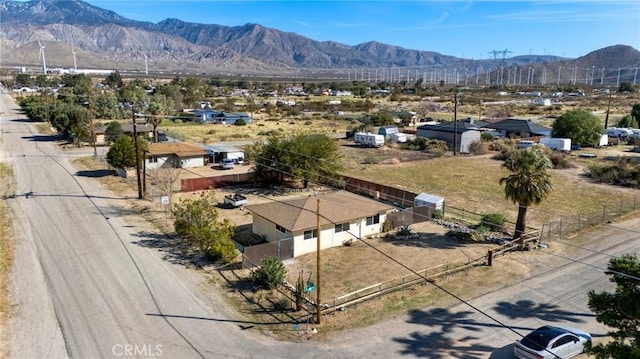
[149,167,180,211]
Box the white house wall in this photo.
[181,157,205,168]
[146,156,170,169]
[252,215,289,243]
[146,155,203,169]
[292,214,387,257]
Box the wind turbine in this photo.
[37,38,47,74]
[72,47,77,72]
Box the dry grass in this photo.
[209,251,533,339]
[0,163,16,358]
[159,113,355,143]
[341,150,638,228]
[284,221,493,302]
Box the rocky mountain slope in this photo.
[1,0,638,81]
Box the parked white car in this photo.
[220,158,235,169]
[514,325,591,359]
[516,140,535,149]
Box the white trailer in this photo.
[354,132,385,147]
[539,137,571,152]
[605,127,634,138]
[597,134,608,147]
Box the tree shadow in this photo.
[493,300,594,323]
[216,264,308,326]
[488,343,515,359]
[131,230,196,266]
[76,169,116,178]
[20,134,62,142]
[394,331,496,359]
[394,308,536,358]
[382,233,473,250]
[99,204,150,218]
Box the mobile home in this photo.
[354,132,385,147]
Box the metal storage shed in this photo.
[414,192,445,219]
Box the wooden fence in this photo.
[242,238,294,269]
[180,172,252,192]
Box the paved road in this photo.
[325,222,639,359]
[3,88,637,358]
[1,91,329,358]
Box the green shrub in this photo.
[274,297,291,311]
[396,225,414,236]
[207,129,217,134]
[205,237,237,264]
[480,213,507,232]
[428,148,446,157]
[480,132,494,141]
[362,154,382,164]
[433,210,444,219]
[253,256,286,289]
[234,119,246,126]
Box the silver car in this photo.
[514,325,591,359]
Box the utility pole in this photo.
[89,97,97,158]
[604,91,612,130]
[132,105,143,199]
[316,199,322,325]
[453,93,458,156]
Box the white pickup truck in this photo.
[223,193,247,208]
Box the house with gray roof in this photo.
[487,118,551,138]
[246,191,395,257]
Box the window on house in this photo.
[335,222,349,233]
[276,224,286,233]
[149,156,158,163]
[366,214,380,226]
[303,229,318,240]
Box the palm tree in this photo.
[147,100,166,142]
[499,148,553,247]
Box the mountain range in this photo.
[1,0,639,83]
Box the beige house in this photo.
[145,142,208,169]
[94,123,153,145]
[246,191,395,257]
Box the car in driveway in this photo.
[514,325,591,359]
[219,158,235,170]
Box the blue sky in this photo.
[86,0,640,59]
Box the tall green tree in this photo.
[631,103,640,124]
[618,114,639,129]
[50,103,90,138]
[587,254,640,359]
[499,148,553,243]
[552,109,603,145]
[104,121,124,143]
[103,71,123,88]
[619,82,635,93]
[181,77,204,108]
[93,92,120,120]
[106,136,147,169]
[249,132,344,186]
[172,193,236,263]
